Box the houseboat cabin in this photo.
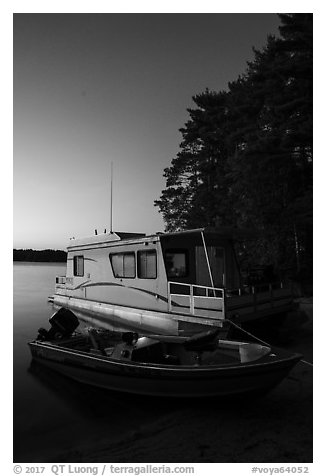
[52,228,294,336]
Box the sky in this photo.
[13,13,281,249]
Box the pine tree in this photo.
[227,14,312,274]
[154,89,233,230]
[155,14,312,280]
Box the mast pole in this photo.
[110,162,113,233]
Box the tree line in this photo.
[155,14,312,284]
[13,249,67,262]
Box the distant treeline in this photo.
[13,249,67,262]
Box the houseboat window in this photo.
[73,255,84,277]
[137,250,157,279]
[110,252,136,278]
[165,250,188,278]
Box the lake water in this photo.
[13,263,176,463]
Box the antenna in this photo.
[110,162,113,233]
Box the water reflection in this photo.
[27,359,178,418]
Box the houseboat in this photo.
[51,228,294,336]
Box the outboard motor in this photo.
[37,308,79,341]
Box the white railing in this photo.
[168,281,225,316]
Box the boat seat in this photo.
[183,329,220,352]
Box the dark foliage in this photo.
[13,249,67,262]
[155,14,312,281]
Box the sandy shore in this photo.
[49,299,312,463]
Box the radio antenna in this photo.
[110,162,113,233]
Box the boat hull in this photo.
[28,341,301,398]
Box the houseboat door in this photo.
[195,246,225,288]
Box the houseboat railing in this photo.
[225,281,292,297]
[225,281,293,316]
[168,280,293,319]
[168,281,225,316]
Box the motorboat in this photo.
[28,308,301,398]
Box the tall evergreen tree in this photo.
[154,90,232,230]
[155,14,312,278]
[227,14,312,273]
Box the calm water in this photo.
[13,263,175,463]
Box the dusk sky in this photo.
[14,13,281,249]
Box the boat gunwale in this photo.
[28,339,302,374]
